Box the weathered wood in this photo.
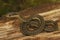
[0,9,60,40]
[39,9,60,21]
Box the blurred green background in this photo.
[0,0,60,15]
